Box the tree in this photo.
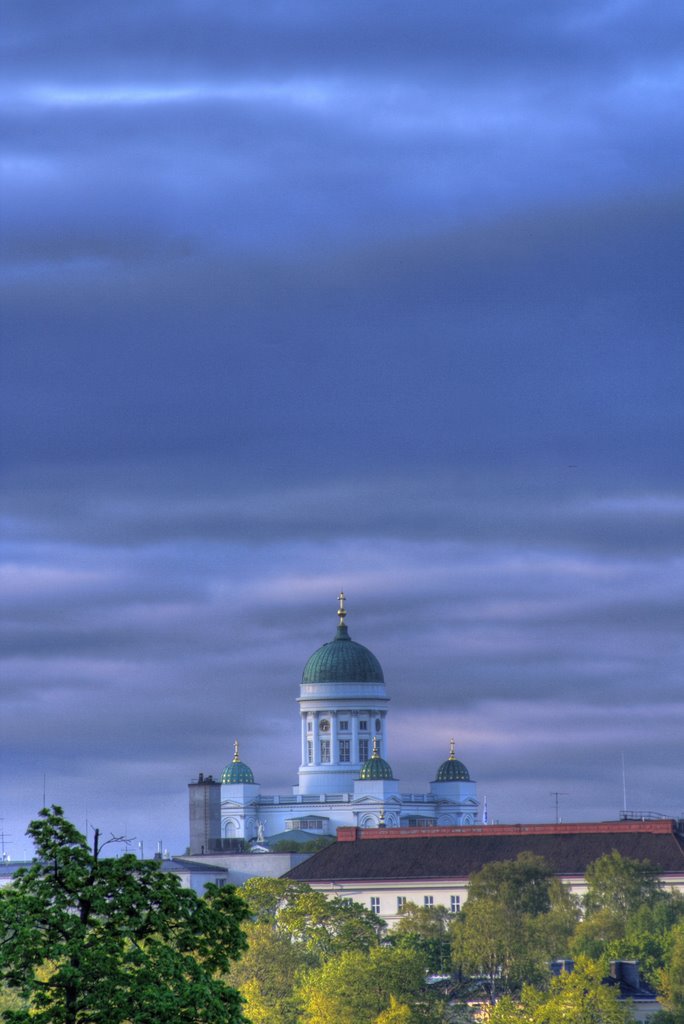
[467,853,554,917]
[296,945,443,1024]
[392,902,453,973]
[658,920,684,1022]
[451,854,577,1001]
[235,876,386,1022]
[0,806,249,1024]
[241,876,382,961]
[228,922,309,1024]
[487,958,631,1024]
[583,851,663,918]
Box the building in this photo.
[284,818,684,926]
[188,594,479,853]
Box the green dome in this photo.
[303,624,384,683]
[222,760,255,784]
[359,737,394,780]
[434,740,470,782]
[221,740,255,785]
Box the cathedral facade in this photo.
[188,595,479,853]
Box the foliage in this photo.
[269,836,335,853]
[0,806,249,1024]
[467,853,555,917]
[573,856,684,984]
[658,920,684,1022]
[240,876,382,960]
[451,854,579,1002]
[392,902,453,973]
[583,850,663,918]
[228,922,309,1024]
[235,876,387,1022]
[297,945,443,1024]
[486,958,631,1024]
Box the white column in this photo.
[351,712,360,766]
[312,715,320,765]
[301,713,308,767]
[330,711,338,765]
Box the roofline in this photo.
[336,819,683,842]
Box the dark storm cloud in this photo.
[1,1,682,856]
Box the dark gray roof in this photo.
[285,827,684,883]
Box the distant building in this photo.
[284,818,684,926]
[188,594,479,854]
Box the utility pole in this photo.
[550,791,568,824]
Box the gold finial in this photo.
[372,735,380,758]
[337,591,347,626]
[449,738,456,760]
[233,738,240,763]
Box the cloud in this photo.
[1,0,682,859]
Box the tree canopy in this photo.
[0,806,249,1024]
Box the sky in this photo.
[1,0,683,860]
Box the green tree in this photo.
[0,806,249,1024]
[467,853,554,917]
[392,902,453,973]
[572,854,683,984]
[487,958,630,1024]
[658,920,684,1022]
[235,875,385,1022]
[452,855,577,1001]
[297,945,442,1024]
[228,921,309,1024]
[583,850,663,918]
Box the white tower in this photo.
[294,593,389,796]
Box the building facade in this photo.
[284,818,684,927]
[188,594,479,853]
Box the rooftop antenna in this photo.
[622,752,628,815]
[550,791,567,824]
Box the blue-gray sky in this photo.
[1,1,683,858]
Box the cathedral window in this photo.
[320,739,331,763]
[339,739,350,763]
[339,720,349,731]
[307,720,312,732]
[375,717,381,732]
[359,738,369,761]
[359,720,368,730]
[307,740,313,764]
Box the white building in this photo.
[188,594,479,853]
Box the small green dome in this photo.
[359,737,394,780]
[221,740,255,785]
[302,594,383,684]
[434,739,470,782]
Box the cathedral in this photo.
[188,595,479,853]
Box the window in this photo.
[397,896,407,912]
[359,720,368,731]
[339,720,349,731]
[424,895,434,907]
[307,740,313,764]
[359,738,369,761]
[450,895,461,913]
[215,878,227,887]
[319,719,330,732]
[375,717,381,732]
[339,739,351,763]
[320,739,331,763]
[307,720,312,732]
[370,897,380,915]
